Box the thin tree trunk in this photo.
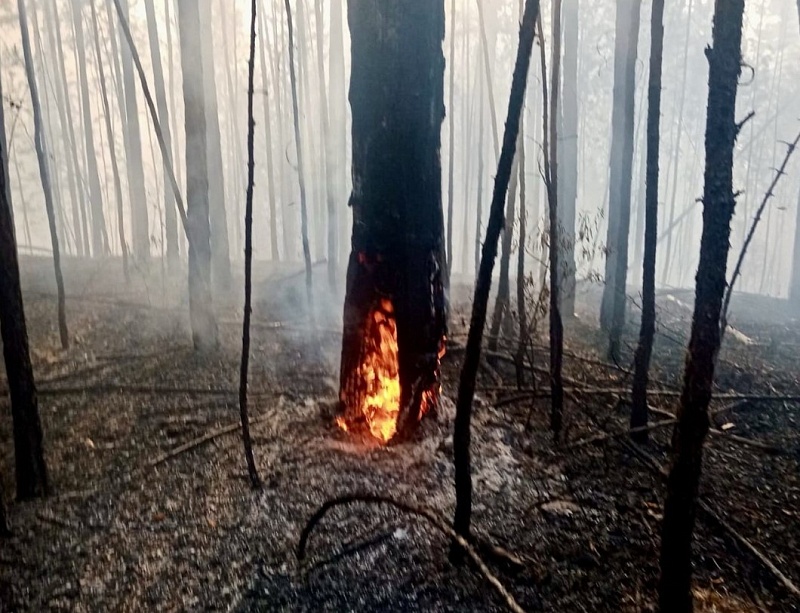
[488,137,520,351]
[273,0,294,260]
[560,0,579,316]
[474,69,485,276]
[658,1,746,608]
[42,0,86,258]
[0,50,49,499]
[515,105,528,387]
[177,0,219,351]
[19,0,69,351]
[546,0,564,439]
[239,0,261,490]
[314,0,338,289]
[285,0,314,308]
[71,0,108,256]
[661,0,696,286]
[606,0,642,361]
[90,0,128,280]
[446,0,456,279]
[329,0,348,266]
[258,5,280,261]
[630,0,665,444]
[144,0,179,271]
[475,0,499,160]
[453,0,540,547]
[198,0,232,290]
[117,0,150,261]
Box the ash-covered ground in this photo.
[0,257,798,612]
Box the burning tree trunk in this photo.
[338,0,447,444]
[0,55,49,500]
[657,0,745,609]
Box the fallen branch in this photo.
[649,406,782,454]
[148,414,272,467]
[620,439,800,600]
[297,494,527,613]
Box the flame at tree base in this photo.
[337,298,444,444]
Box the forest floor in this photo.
[0,256,798,612]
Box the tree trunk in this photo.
[258,5,280,261]
[630,0,665,444]
[474,69,486,276]
[117,0,150,261]
[661,0,695,286]
[658,1,745,609]
[476,0,499,161]
[42,0,87,258]
[329,0,349,266]
[197,1,232,291]
[178,0,219,352]
[560,0,579,316]
[270,0,294,259]
[314,0,338,289]
[546,0,564,440]
[488,137,520,351]
[446,0,456,279]
[338,0,447,444]
[285,0,314,308]
[90,0,128,280]
[600,0,641,350]
[453,0,540,545]
[0,52,49,500]
[71,0,108,256]
[144,0,179,271]
[18,0,69,351]
[238,0,262,491]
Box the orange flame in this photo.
[337,301,446,444]
[357,299,401,442]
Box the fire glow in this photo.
[337,298,445,444]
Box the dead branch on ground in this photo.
[296,493,528,613]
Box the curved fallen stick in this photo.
[297,493,527,613]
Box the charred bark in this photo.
[453,0,540,546]
[630,0,665,444]
[178,0,219,352]
[657,0,746,609]
[0,44,49,500]
[339,0,447,441]
[546,0,565,440]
